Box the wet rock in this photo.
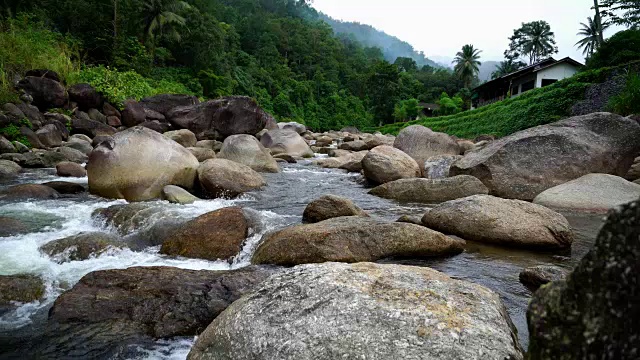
[451,113,640,200]
[423,195,574,250]
[40,232,125,263]
[42,181,86,194]
[17,76,68,110]
[393,125,461,174]
[71,118,116,138]
[0,184,59,201]
[0,159,21,179]
[197,159,266,198]
[519,265,568,290]
[36,123,64,148]
[302,195,368,223]
[56,146,88,163]
[527,199,640,359]
[92,203,182,243]
[0,274,45,312]
[121,100,146,127]
[277,121,306,134]
[140,94,199,116]
[68,84,103,110]
[252,216,464,266]
[188,262,523,360]
[0,216,29,237]
[21,150,66,168]
[187,147,216,162]
[338,140,368,151]
[0,136,17,154]
[369,176,489,203]
[161,207,248,261]
[273,153,296,163]
[260,129,314,158]
[396,215,424,225]
[56,161,86,177]
[163,129,197,148]
[533,174,640,212]
[424,154,462,179]
[218,134,279,173]
[162,185,199,205]
[87,127,199,202]
[362,145,420,184]
[314,151,367,169]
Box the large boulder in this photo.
[16,76,68,110]
[20,126,45,148]
[188,262,523,360]
[68,83,103,110]
[121,100,146,128]
[252,216,464,266]
[527,199,640,360]
[533,173,640,212]
[424,154,463,179]
[0,274,45,312]
[362,145,420,184]
[260,129,314,158]
[422,195,574,250]
[87,126,200,202]
[40,232,124,263]
[393,125,461,174]
[56,161,87,177]
[71,118,116,138]
[0,159,21,179]
[369,175,489,203]
[163,129,197,148]
[218,134,279,173]
[197,159,266,198]
[36,124,63,148]
[451,113,640,200]
[302,195,368,223]
[160,207,248,261]
[139,94,199,116]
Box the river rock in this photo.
[195,140,221,151]
[12,141,29,153]
[519,265,568,290]
[56,161,86,177]
[393,125,461,174]
[260,129,314,158]
[0,136,16,154]
[424,154,462,179]
[92,203,183,243]
[626,156,640,180]
[186,147,216,162]
[162,185,199,204]
[527,199,640,359]
[0,216,29,237]
[0,159,21,179]
[252,216,464,266]
[0,274,45,312]
[71,118,116,138]
[0,184,59,201]
[88,108,107,124]
[273,153,296,163]
[121,100,146,128]
[422,195,574,250]
[68,83,103,110]
[64,138,93,155]
[197,159,266,198]
[140,94,199,116]
[314,135,333,147]
[20,126,45,149]
[188,262,523,360]
[40,232,124,263]
[313,151,367,169]
[218,134,279,173]
[0,153,25,163]
[362,145,420,184]
[396,215,424,225]
[369,175,489,203]
[56,146,88,163]
[533,174,640,212]
[20,150,66,168]
[451,113,640,200]
[17,76,68,110]
[277,121,306,134]
[160,207,248,261]
[87,126,199,202]
[163,129,197,148]
[42,181,86,194]
[302,195,368,223]
[338,140,368,151]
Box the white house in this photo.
[473,57,583,108]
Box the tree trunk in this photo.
[594,0,605,46]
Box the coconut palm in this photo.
[141,0,191,54]
[520,21,558,64]
[452,44,482,89]
[491,60,525,79]
[576,16,611,57]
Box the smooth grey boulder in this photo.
[163,129,197,148]
[56,146,88,163]
[0,136,16,154]
[277,121,306,134]
[302,195,368,223]
[21,150,66,168]
[188,262,523,360]
[218,134,279,173]
[424,154,463,179]
[394,125,461,174]
[362,145,420,184]
[0,159,21,179]
[197,159,266,198]
[260,129,314,158]
[162,185,199,205]
[369,175,488,203]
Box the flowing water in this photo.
[0,158,605,359]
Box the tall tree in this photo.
[141,0,190,56]
[576,16,611,57]
[601,0,640,28]
[491,59,525,79]
[504,21,558,65]
[452,44,482,89]
[593,0,605,45]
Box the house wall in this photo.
[535,63,579,88]
[511,73,537,98]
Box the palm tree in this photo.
[141,0,191,56]
[520,21,558,64]
[576,16,610,58]
[452,44,482,89]
[491,60,524,79]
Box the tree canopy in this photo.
[504,21,558,65]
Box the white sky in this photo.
[312,0,625,63]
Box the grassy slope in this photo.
[372,64,632,139]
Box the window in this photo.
[541,79,558,87]
[521,80,535,93]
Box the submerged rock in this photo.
[302,195,368,223]
[519,265,568,290]
[369,175,488,203]
[197,159,266,198]
[527,199,640,359]
[40,232,125,263]
[252,216,464,266]
[42,181,86,194]
[188,262,523,360]
[362,145,420,184]
[422,195,574,250]
[0,217,29,237]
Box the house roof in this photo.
[473,57,584,92]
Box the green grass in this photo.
[370,63,638,139]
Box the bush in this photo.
[0,124,30,147]
[587,30,640,69]
[608,73,640,116]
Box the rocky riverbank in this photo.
[1,73,639,359]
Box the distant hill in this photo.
[319,14,441,68]
[478,61,500,82]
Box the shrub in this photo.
[0,124,30,147]
[587,30,640,69]
[608,72,640,116]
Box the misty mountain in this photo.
[478,61,500,82]
[319,14,441,68]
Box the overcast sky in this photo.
[312,0,624,64]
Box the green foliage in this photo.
[19,117,32,129]
[435,92,462,116]
[393,98,419,121]
[607,73,640,115]
[587,29,640,69]
[601,0,640,28]
[453,44,482,89]
[504,20,558,65]
[0,124,29,147]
